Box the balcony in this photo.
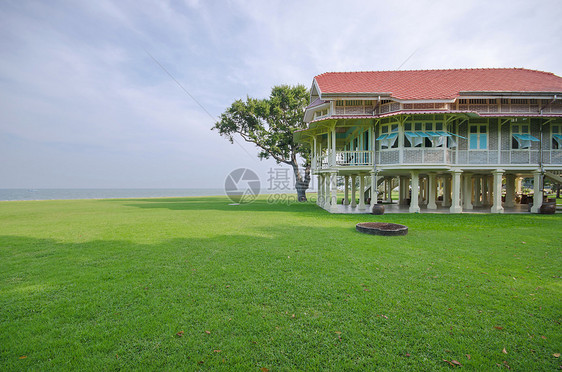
[314,148,562,171]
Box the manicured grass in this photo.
[1,195,561,370]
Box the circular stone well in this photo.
[356,222,408,236]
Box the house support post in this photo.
[481,175,489,206]
[323,174,330,209]
[358,174,366,210]
[330,127,336,167]
[385,177,392,203]
[428,173,437,209]
[351,175,357,208]
[329,172,339,212]
[442,175,451,207]
[474,176,483,207]
[409,171,421,213]
[491,170,504,213]
[531,170,543,213]
[317,174,323,206]
[505,174,516,208]
[450,170,463,213]
[486,176,494,206]
[343,175,350,205]
[463,172,473,210]
[399,176,409,206]
[370,171,378,208]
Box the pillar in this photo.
[399,176,409,206]
[343,175,350,205]
[515,177,522,194]
[481,175,489,206]
[463,173,473,210]
[442,175,451,207]
[370,171,378,208]
[409,171,420,213]
[317,174,323,206]
[531,171,543,213]
[473,176,482,207]
[330,172,339,212]
[505,174,516,208]
[351,175,357,208]
[385,178,392,203]
[428,173,437,209]
[486,176,494,206]
[491,170,504,213]
[450,170,463,213]
[358,174,366,210]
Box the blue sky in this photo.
[1,0,561,188]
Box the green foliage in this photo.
[214,85,310,166]
[1,197,561,370]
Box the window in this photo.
[469,99,487,104]
[552,124,562,149]
[336,100,344,106]
[469,124,487,150]
[377,124,398,149]
[404,121,451,148]
[345,100,362,106]
[511,123,538,149]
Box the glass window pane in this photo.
[381,126,388,133]
[470,125,477,133]
[522,125,529,133]
[435,122,443,130]
[480,125,486,133]
[405,123,411,131]
[425,123,433,131]
[469,134,478,149]
[480,133,487,149]
[391,124,398,132]
[415,122,422,131]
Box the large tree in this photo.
[213,85,311,201]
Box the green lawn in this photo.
[1,195,561,370]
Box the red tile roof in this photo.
[314,68,562,100]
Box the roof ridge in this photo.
[315,68,556,78]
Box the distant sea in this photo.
[0,188,226,201]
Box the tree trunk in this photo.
[557,183,561,198]
[290,161,311,202]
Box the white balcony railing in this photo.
[336,151,373,166]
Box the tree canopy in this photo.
[213,85,311,200]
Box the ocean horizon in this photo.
[0,188,298,201]
[0,188,226,201]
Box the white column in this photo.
[450,170,463,213]
[505,174,516,208]
[324,174,330,209]
[442,175,451,207]
[312,136,317,171]
[330,126,337,167]
[427,173,437,210]
[515,177,522,194]
[463,173,473,210]
[409,171,420,213]
[486,176,493,206]
[481,175,489,206]
[370,171,378,208]
[317,174,323,206]
[358,174,366,210]
[531,170,543,213]
[399,176,408,206]
[385,178,393,203]
[330,172,339,212]
[351,175,357,208]
[343,175,350,205]
[491,170,504,213]
[473,176,482,207]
